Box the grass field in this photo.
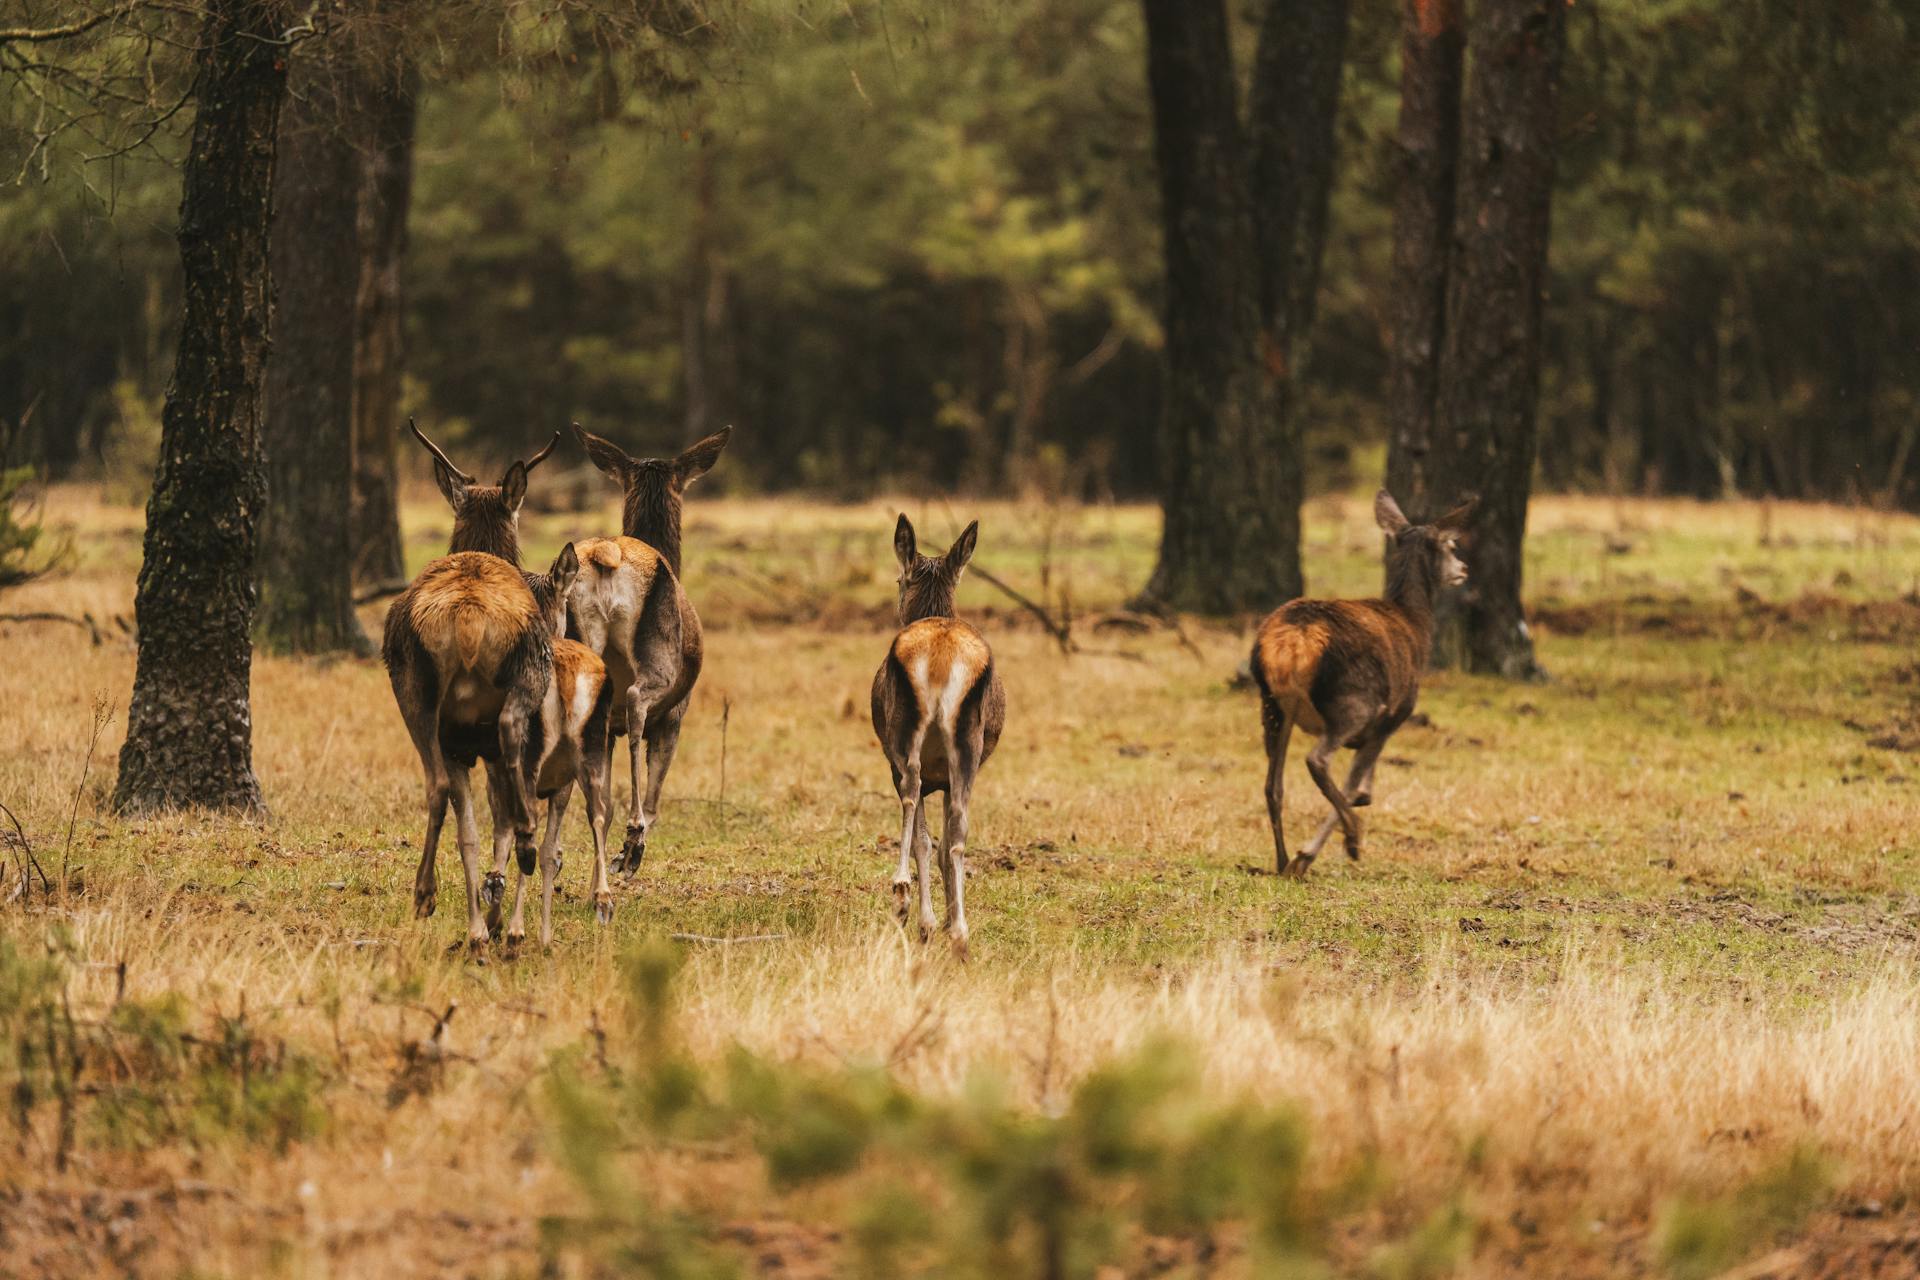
[3,483,1919,1278]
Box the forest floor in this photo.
[3,484,1920,1278]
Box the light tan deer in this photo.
[871,516,1006,957]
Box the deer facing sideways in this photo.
[871,516,1006,956]
[1250,490,1475,878]
[567,422,730,880]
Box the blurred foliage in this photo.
[2,0,1917,501]
[0,932,328,1163]
[1654,1144,1833,1280]
[543,937,1347,1277]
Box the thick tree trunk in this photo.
[1382,0,1465,513]
[114,0,292,815]
[258,46,370,654]
[1247,0,1351,356]
[1428,0,1566,679]
[350,53,415,589]
[1135,0,1300,616]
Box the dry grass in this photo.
[2,484,1919,1277]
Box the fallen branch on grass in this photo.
[0,611,105,645]
[971,563,1076,653]
[352,581,409,606]
[670,932,789,945]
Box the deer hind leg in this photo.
[481,761,515,934]
[394,661,447,919]
[892,717,930,932]
[640,704,686,843]
[1302,726,1367,869]
[614,679,671,878]
[1261,698,1294,876]
[496,687,542,882]
[444,763,489,949]
[512,781,568,951]
[566,734,613,947]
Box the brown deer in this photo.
[1250,490,1476,878]
[383,550,551,949]
[498,544,616,946]
[871,515,1006,956]
[568,422,730,882]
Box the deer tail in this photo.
[454,605,488,671]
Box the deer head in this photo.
[893,514,978,626]
[408,419,556,566]
[571,422,730,575]
[1375,489,1477,609]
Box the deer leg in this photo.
[941,782,973,960]
[513,780,567,951]
[1303,730,1365,866]
[481,760,514,934]
[496,691,541,881]
[1262,699,1293,876]
[614,685,656,877]
[640,707,685,845]
[893,720,928,930]
[1297,742,1381,861]
[445,764,489,949]
[404,724,450,921]
[565,740,612,949]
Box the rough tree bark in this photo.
[258,43,369,654]
[350,51,415,589]
[1382,0,1465,514]
[1134,0,1300,616]
[1427,0,1567,678]
[114,0,294,814]
[1248,0,1351,358]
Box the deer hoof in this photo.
[466,934,490,962]
[614,826,646,876]
[594,892,616,926]
[516,839,537,877]
[949,931,971,963]
[503,931,524,958]
[482,871,505,909]
[1282,855,1314,879]
[891,882,910,923]
[1352,793,1372,808]
[414,887,437,919]
[1344,837,1361,861]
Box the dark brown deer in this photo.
[385,422,562,948]
[871,516,1006,956]
[383,550,550,949]
[1250,491,1476,877]
[568,422,730,882]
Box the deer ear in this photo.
[1436,494,1480,530]
[946,520,979,573]
[552,542,580,594]
[1374,490,1411,536]
[894,513,917,568]
[572,422,631,478]
[432,459,467,512]
[675,425,731,487]
[501,461,528,512]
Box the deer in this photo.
[567,421,730,885]
[499,543,616,946]
[1250,490,1476,878]
[871,515,1006,957]
[407,417,557,563]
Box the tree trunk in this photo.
[1135,0,1300,616]
[350,52,415,589]
[1428,0,1565,679]
[1247,0,1352,356]
[1382,0,1465,513]
[113,0,292,815]
[257,45,370,655]
[683,132,738,443]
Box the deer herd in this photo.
[383,424,1472,956]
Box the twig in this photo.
[63,696,114,896]
[0,798,51,905]
[970,564,1076,653]
[718,696,730,806]
[668,932,788,945]
[0,612,103,644]
[352,580,409,606]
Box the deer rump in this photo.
[870,619,1006,793]
[564,537,703,739]
[1251,599,1425,742]
[385,553,553,760]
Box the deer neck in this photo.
[1384,550,1439,634]
[622,485,683,575]
[450,510,520,566]
[899,581,957,626]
